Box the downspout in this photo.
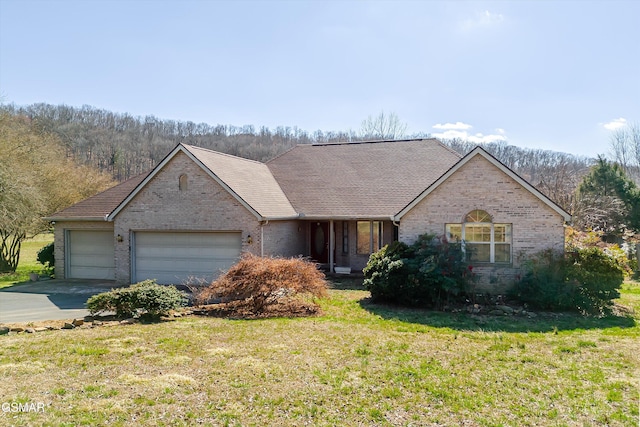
[393,217,401,242]
[260,220,268,257]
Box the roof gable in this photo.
[108,144,297,221]
[394,146,572,222]
[267,139,462,219]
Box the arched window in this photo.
[179,174,188,191]
[446,210,511,264]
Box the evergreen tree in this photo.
[575,156,640,233]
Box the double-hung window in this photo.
[446,210,511,264]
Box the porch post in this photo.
[329,220,334,273]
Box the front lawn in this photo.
[0,234,53,289]
[0,281,638,426]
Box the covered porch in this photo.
[304,219,396,274]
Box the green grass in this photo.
[0,282,638,426]
[0,234,53,289]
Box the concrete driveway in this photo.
[0,279,119,323]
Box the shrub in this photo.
[37,242,55,276]
[512,247,623,314]
[511,249,577,311]
[198,254,328,317]
[362,241,412,304]
[363,234,471,307]
[568,247,623,314]
[86,280,187,318]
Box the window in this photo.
[446,210,511,263]
[357,221,382,254]
[179,174,188,191]
[342,222,349,254]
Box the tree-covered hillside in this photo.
[2,103,593,214]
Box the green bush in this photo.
[363,234,470,307]
[511,249,577,311]
[362,241,413,304]
[512,247,623,314]
[37,242,55,276]
[86,280,187,318]
[568,247,623,314]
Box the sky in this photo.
[0,0,638,158]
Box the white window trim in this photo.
[446,222,512,264]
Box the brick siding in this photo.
[399,155,566,292]
[113,152,264,284]
[52,220,114,279]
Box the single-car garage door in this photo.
[133,232,242,285]
[67,230,115,280]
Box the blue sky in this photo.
[1,0,638,158]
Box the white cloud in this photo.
[459,10,505,32]
[432,121,473,130]
[431,123,507,143]
[603,117,627,130]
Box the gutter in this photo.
[42,215,111,222]
[260,214,302,221]
[297,215,395,221]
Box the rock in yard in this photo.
[25,328,35,333]
[0,326,9,335]
[34,327,48,332]
[72,318,84,327]
[62,322,75,330]
[496,305,514,314]
[10,327,24,333]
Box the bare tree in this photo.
[609,122,640,183]
[360,111,408,140]
[0,112,113,272]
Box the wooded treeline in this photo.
[2,103,593,214]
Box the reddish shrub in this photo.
[196,254,328,318]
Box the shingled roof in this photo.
[45,173,149,221]
[47,139,462,222]
[267,139,462,219]
[179,144,297,219]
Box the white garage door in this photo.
[67,230,115,280]
[133,232,242,285]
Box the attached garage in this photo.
[66,230,115,280]
[132,231,242,285]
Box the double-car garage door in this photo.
[132,232,241,285]
[66,230,241,284]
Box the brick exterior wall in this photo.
[399,155,566,292]
[113,152,264,284]
[261,220,307,257]
[52,220,114,279]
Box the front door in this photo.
[310,222,329,263]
